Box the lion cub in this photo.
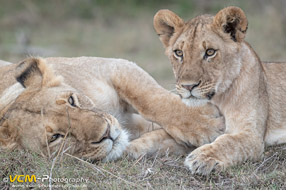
[154,6,286,175]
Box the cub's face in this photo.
[154,7,248,106]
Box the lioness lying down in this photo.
[154,6,286,174]
[0,57,224,161]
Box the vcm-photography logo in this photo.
[3,174,88,183]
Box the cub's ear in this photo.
[213,6,248,42]
[16,57,61,89]
[153,9,184,47]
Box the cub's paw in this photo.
[200,116,225,143]
[179,103,225,147]
[199,103,221,118]
[177,115,224,147]
[200,105,225,135]
[184,145,224,175]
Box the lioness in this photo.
[0,57,224,161]
[0,60,11,67]
[153,6,286,175]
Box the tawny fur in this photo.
[0,60,11,67]
[154,6,286,175]
[0,57,224,160]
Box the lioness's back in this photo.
[0,60,11,67]
[0,63,19,95]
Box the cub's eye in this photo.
[49,133,64,143]
[174,50,183,58]
[68,96,76,107]
[205,48,216,57]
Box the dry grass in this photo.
[0,1,286,189]
[0,144,285,189]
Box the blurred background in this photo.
[0,0,285,89]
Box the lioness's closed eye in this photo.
[0,58,129,161]
[154,6,286,175]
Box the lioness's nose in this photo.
[181,81,201,91]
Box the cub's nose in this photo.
[181,81,201,91]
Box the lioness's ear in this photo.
[153,9,184,47]
[213,6,248,42]
[0,121,18,150]
[16,58,61,88]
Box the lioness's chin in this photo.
[102,129,129,162]
[182,98,209,107]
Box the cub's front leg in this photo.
[110,62,225,147]
[184,113,265,175]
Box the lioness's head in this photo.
[154,6,248,106]
[0,58,128,161]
